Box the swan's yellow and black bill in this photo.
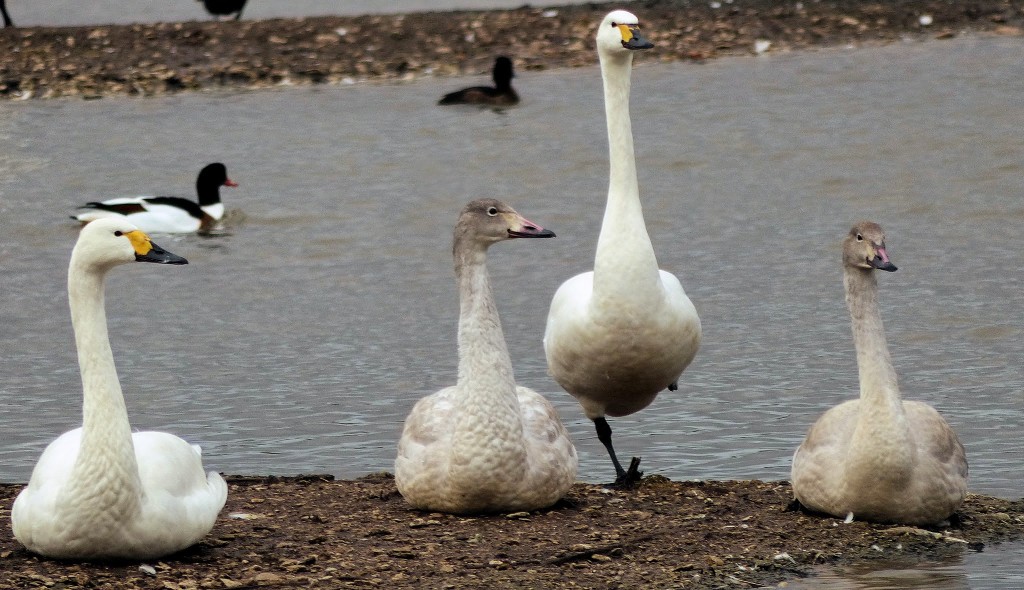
[618,24,654,50]
[126,230,189,265]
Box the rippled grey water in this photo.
[1,35,1022,588]
[6,0,592,27]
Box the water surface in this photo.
[6,0,592,27]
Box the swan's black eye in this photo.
[114,230,123,237]
[611,22,617,27]
[487,207,499,216]
[856,233,863,242]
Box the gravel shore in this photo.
[2,475,1023,589]
[0,0,1022,100]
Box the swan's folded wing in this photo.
[516,388,573,446]
[904,401,969,479]
[791,400,859,497]
[396,387,457,463]
[133,431,226,502]
[515,387,579,500]
[11,429,84,542]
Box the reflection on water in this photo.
[1,34,1023,588]
[783,541,1024,589]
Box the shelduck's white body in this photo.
[73,162,236,234]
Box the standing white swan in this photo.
[790,222,968,525]
[543,10,701,485]
[12,218,228,560]
[396,199,578,514]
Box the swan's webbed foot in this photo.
[594,417,643,489]
[946,512,964,528]
[667,381,678,391]
[611,457,643,489]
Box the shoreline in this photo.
[0,0,1022,100]
[1,474,1022,588]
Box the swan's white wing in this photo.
[11,429,84,545]
[133,431,226,499]
[128,431,227,552]
[543,272,594,352]
[791,399,861,518]
[395,387,458,500]
[516,387,578,482]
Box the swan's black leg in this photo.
[1,0,13,28]
[668,381,678,391]
[594,417,643,487]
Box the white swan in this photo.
[12,218,228,560]
[543,10,701,485]
[72,163,237,234]
[790,221,968,525]
[396,199,578,514]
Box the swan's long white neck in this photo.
[844,267,912,473]
[450,242,526,486]
[593,48,661,299]
[65,259,142,513]
[845,269,900,407]
[453,244,519,411]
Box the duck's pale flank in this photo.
[72,162,237,234]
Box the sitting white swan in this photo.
[543,10,701,485]
[790,222,968,525]
[11,218,228,560]
[396,199,578,514]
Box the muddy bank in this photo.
[1,474,1022,588]
[0,0,1022,100]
